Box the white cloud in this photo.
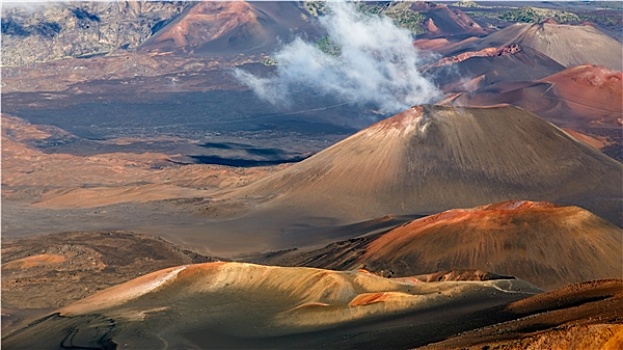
[233,1,441,114]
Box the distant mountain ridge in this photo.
[1,1,190,65]
[1,1,320,65]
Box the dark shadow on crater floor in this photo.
[189,154,308,167]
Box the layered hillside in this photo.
[1,1,317,64]
[5,262,620,349]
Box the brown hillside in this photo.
[541,65,623,127]
[266,201,622,291]
[359,201,623,290]
[223,105,622,228]
[428,45,565,90]
[139,1,315,55]
[458,22,622,70]
[420,279,623,350]
[447,65,623,129]
[410,2,487,38]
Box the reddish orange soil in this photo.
[144,2,258,51]
[541,65,623,127]
[431,44,521,68]
[564,128,610,149]
[2,254,66,269]
[357,201,623,290]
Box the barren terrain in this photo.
[1,1,622,349]
[1,231,217,334]
[262,201,622,291]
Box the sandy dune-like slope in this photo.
[140,1,315,55]
[446,65,623,129]
[448,22,622,70]
[264,201,623,291]
[222,105,622,228]
[2,262,541,349]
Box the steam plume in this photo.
[233,2,440,114]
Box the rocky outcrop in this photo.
[430,43,521,67]
[1,1,190,66]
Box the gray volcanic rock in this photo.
[1,1,190,65]
[1,1,318,65]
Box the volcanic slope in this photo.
[221,105,622,233]
[539,65,622,127]
[448,22,622,70]
[409,1,487,38]
[446,65,623,129]
[2,262,542,349]
[428,45,565,91]
[139,1,315,55]
[273,201,622,291]
[421,279,623,350]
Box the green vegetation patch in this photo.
[452,1,483,8]
[385,9,427,34]
[500,7,580,24]
[262,57,276,66]
[315,36,341,56]
[358,2,426,34]
[303,1,327,17]
[304,1,427,35]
